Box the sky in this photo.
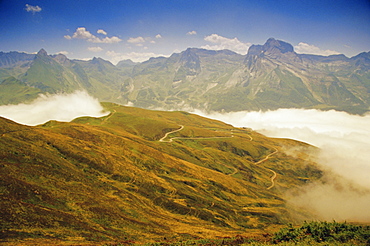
[0,0,369,63]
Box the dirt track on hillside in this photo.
[159,125,278,189]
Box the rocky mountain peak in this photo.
[37,48,48,56]
[246,38,294,58]
[181,48,200,59]
[263,38,294,54]
[179,48,201,67]
[52,53,70,66]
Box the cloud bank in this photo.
[88,46,103,52]
[195,108,370,222]
[25,4,42,14]
[187,31,197,35]
[127,36,146,44]
[0,91,108,126]
[294,42,340,56]
[201,34,252,55]
[64,27,122,44]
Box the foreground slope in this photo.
[0,103,321,244]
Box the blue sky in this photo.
[0,0,369,63]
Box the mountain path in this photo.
[266,169,277,190]
[159,125,278,189]
[101,109,116,125]
[159,125,185,142]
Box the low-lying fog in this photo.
[195,109,370,222]
[0,91,369,222]
[0,91,108,126]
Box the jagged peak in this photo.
[91,57,107,64]
[37,48,48,56]
[180,48,200,62]
[52,53,71,65]
[90,57,115,68]
[246,38,294,57]
[263,38,294,54]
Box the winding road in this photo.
[254,147,278,189]
[159,125,278,190]
[101,109,116,125]
[266,170,277,190]
[159,125,185,142]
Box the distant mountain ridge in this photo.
[1,38,369,114]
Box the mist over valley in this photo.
[196,108,370,222]
[0,90,108,126]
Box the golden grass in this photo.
[0,103,322,244]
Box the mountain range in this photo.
[0,103,321,244]
[1,38,369,114]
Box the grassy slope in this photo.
[0,77,42,105]
[0,103,321,245]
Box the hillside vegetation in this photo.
[0,103,322,245]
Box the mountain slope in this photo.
[126,40,370,113]
[125,49,246,109]
[0,103,321,244]
[237,38,369,113]
[1,39,369,113]
[0,76,42,104]
[21,49,92,93]
[74,57,131,102]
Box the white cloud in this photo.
[69,27,95,40]
[187,30,197,35]
[127,36,146,44]
[0,91,108,126]
[97,29,107,35]
[57,51,69,55]
[294,42,341,56]
[98,36,122,44]
[88,46,103,52]
[194,108,370,222]
[106,50,169,64]
[25,4,42,14]
[65,27,122,44]
[155,34,162,39]
[201,34,251,55]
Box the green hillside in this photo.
[1,39,370,114]
[0,103,322,245]
[21,50,89,93]
[0,76,42,104]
